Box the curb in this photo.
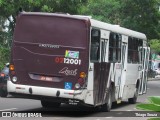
[148,78,160,81]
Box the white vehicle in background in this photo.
[151,61,160,78]
[155,67,160,78]
[155,68,160,75]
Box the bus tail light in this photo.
[9,65,15,71]
[77,78,85,85]
[79,72,86,78]
[11,71,16,75]
[9,64,16,76]
[9,64,17,82]
[74,72,86,90]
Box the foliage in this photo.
[0,18,12,69]
[84,0,121,24]
[84,0,160,40]
[83,0,160,52]
[149,39,160,53]
[0,0,88,33]
[0,46,10,70]
[119,0,160,39]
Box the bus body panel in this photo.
[10,13,90,90]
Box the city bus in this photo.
[8,12,150,112]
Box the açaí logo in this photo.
[59,67,77,76]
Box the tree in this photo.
[82,0,160,40]
[120,0,160,39]
[0,46,10,70]
[0,0,88,34]
[149,39,160,53]
[83,0,121,24]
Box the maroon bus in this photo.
[8,12,149,112]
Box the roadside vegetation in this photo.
[136,96,160,119]
[0,0,160,70]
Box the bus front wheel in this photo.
[41,100,61,108]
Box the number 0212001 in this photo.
[55,57,81,65]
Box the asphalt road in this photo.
[0,79,160,120]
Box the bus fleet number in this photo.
[55,57,81,65]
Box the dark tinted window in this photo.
[109,32,122,62]
[90,29,100,62]
[128,37,143,63]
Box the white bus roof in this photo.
[90,19,147,40]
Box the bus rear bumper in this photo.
[7,81,82,99]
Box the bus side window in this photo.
[138,39,143,64]
[90,29,100,62]
[109,32,121,62]
[128,37,143,64]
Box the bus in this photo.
[8,12,150,112]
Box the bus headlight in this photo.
[12,76,17,82]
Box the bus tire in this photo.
[41,100,61,108]
[128,87,138,104]
[101,88,112,112]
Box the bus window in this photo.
[138,39,143,64]
[109,33,121,62]
[128,37,143,64]
[90,29,100,62]
[101,39,107,62]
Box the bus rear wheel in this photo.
[101,88,112,112]
[128,87,138,104]
[41,100,61,108]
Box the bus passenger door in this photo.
[118,42,127,99]
[139,47,150,94]
[94,39,110,105]
[89,29,110,106]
